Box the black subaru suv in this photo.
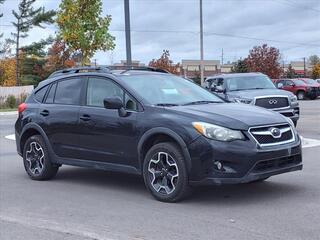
[204,73,300,126]
[15,67,302,202]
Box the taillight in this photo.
[18,103,27,113]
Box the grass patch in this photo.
[0,108,17,112]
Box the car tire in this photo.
[23,135,59,180]
[296,91,305,100]
[143,142,191,202]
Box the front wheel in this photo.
[143,142,191,202]
[23,135,59,180]
[296,91,305,100]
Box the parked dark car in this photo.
[15,67,302,202]
[275,78,320,100]
[204,73,300,126]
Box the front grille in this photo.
[249,124,295,146]
[252,154,301,173]
[254,97,289,109]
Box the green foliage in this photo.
[231,59,248,73]
[57,0,115,65]
[5,95,16,109]
[11,0,56,85]
[22,36,54,57]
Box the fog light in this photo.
[214,161,223,170]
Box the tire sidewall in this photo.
[143,142,188,202]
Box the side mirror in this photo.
[277,83,283,88]
[103,97,127,117]
[289,82,295,87]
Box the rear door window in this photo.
[54,78,83,105]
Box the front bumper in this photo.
[187,134,302,185]
[276,107,299,122]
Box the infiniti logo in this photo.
[269,127,281,138]
[269,99,278,105]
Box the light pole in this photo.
[199,0,204,85]
[124,0,132,67]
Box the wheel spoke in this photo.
[148,151,179,195]
[26,141,45,176]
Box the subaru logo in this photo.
[269,127,281,138]
[269,99,278,105]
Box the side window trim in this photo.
[44,82,57,104]
[34,85,50,103]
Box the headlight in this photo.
[193,122,245,141]
[233,98,252,104]
[290,95,297,103]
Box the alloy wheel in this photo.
[148,152,179,195]
[26,141,45,175]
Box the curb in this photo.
[0,111,18,116]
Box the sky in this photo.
[0,0,320,65]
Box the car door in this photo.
[39,77,85,158]
[76,76,138,167]
[283,80,295,93]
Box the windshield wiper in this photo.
[155,103,180,107]
[183,100,222,106]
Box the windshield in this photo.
[226,75,276,91]
[303,79,316,85]
[293,80,306,86]
[119,74,224,105]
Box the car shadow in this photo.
[55,167,304,205]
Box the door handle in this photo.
[40,110,49,116]
[80,114,91,121]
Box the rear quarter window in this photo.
[34,85,49,103]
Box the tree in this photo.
[44,40,75,73]
[231,59,248,73]
[22,36,54,57]
[245,44,282,79]
[0,0,4,37]
[11,0,55,85]
[0,58,16,86]
[57,0,115,65]
[309,55,320,66]
[149,50,180,74]
[285,64,296,78]
[312,63,320,79]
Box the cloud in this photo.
[1,0,319,64]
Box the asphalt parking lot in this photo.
[0,100,320,240]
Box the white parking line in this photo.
[4,134,320,149]
[4,134,15,141]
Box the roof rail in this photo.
[48,66,111,78]
[108,65,169,74]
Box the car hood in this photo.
[169,103,287,130]
[227,88,294,99]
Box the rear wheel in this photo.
[143,142,191,202]
[296,91,305,100]
[23,135,59,180]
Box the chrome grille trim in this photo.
[253,95,290,110]
[248,123,295,147]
